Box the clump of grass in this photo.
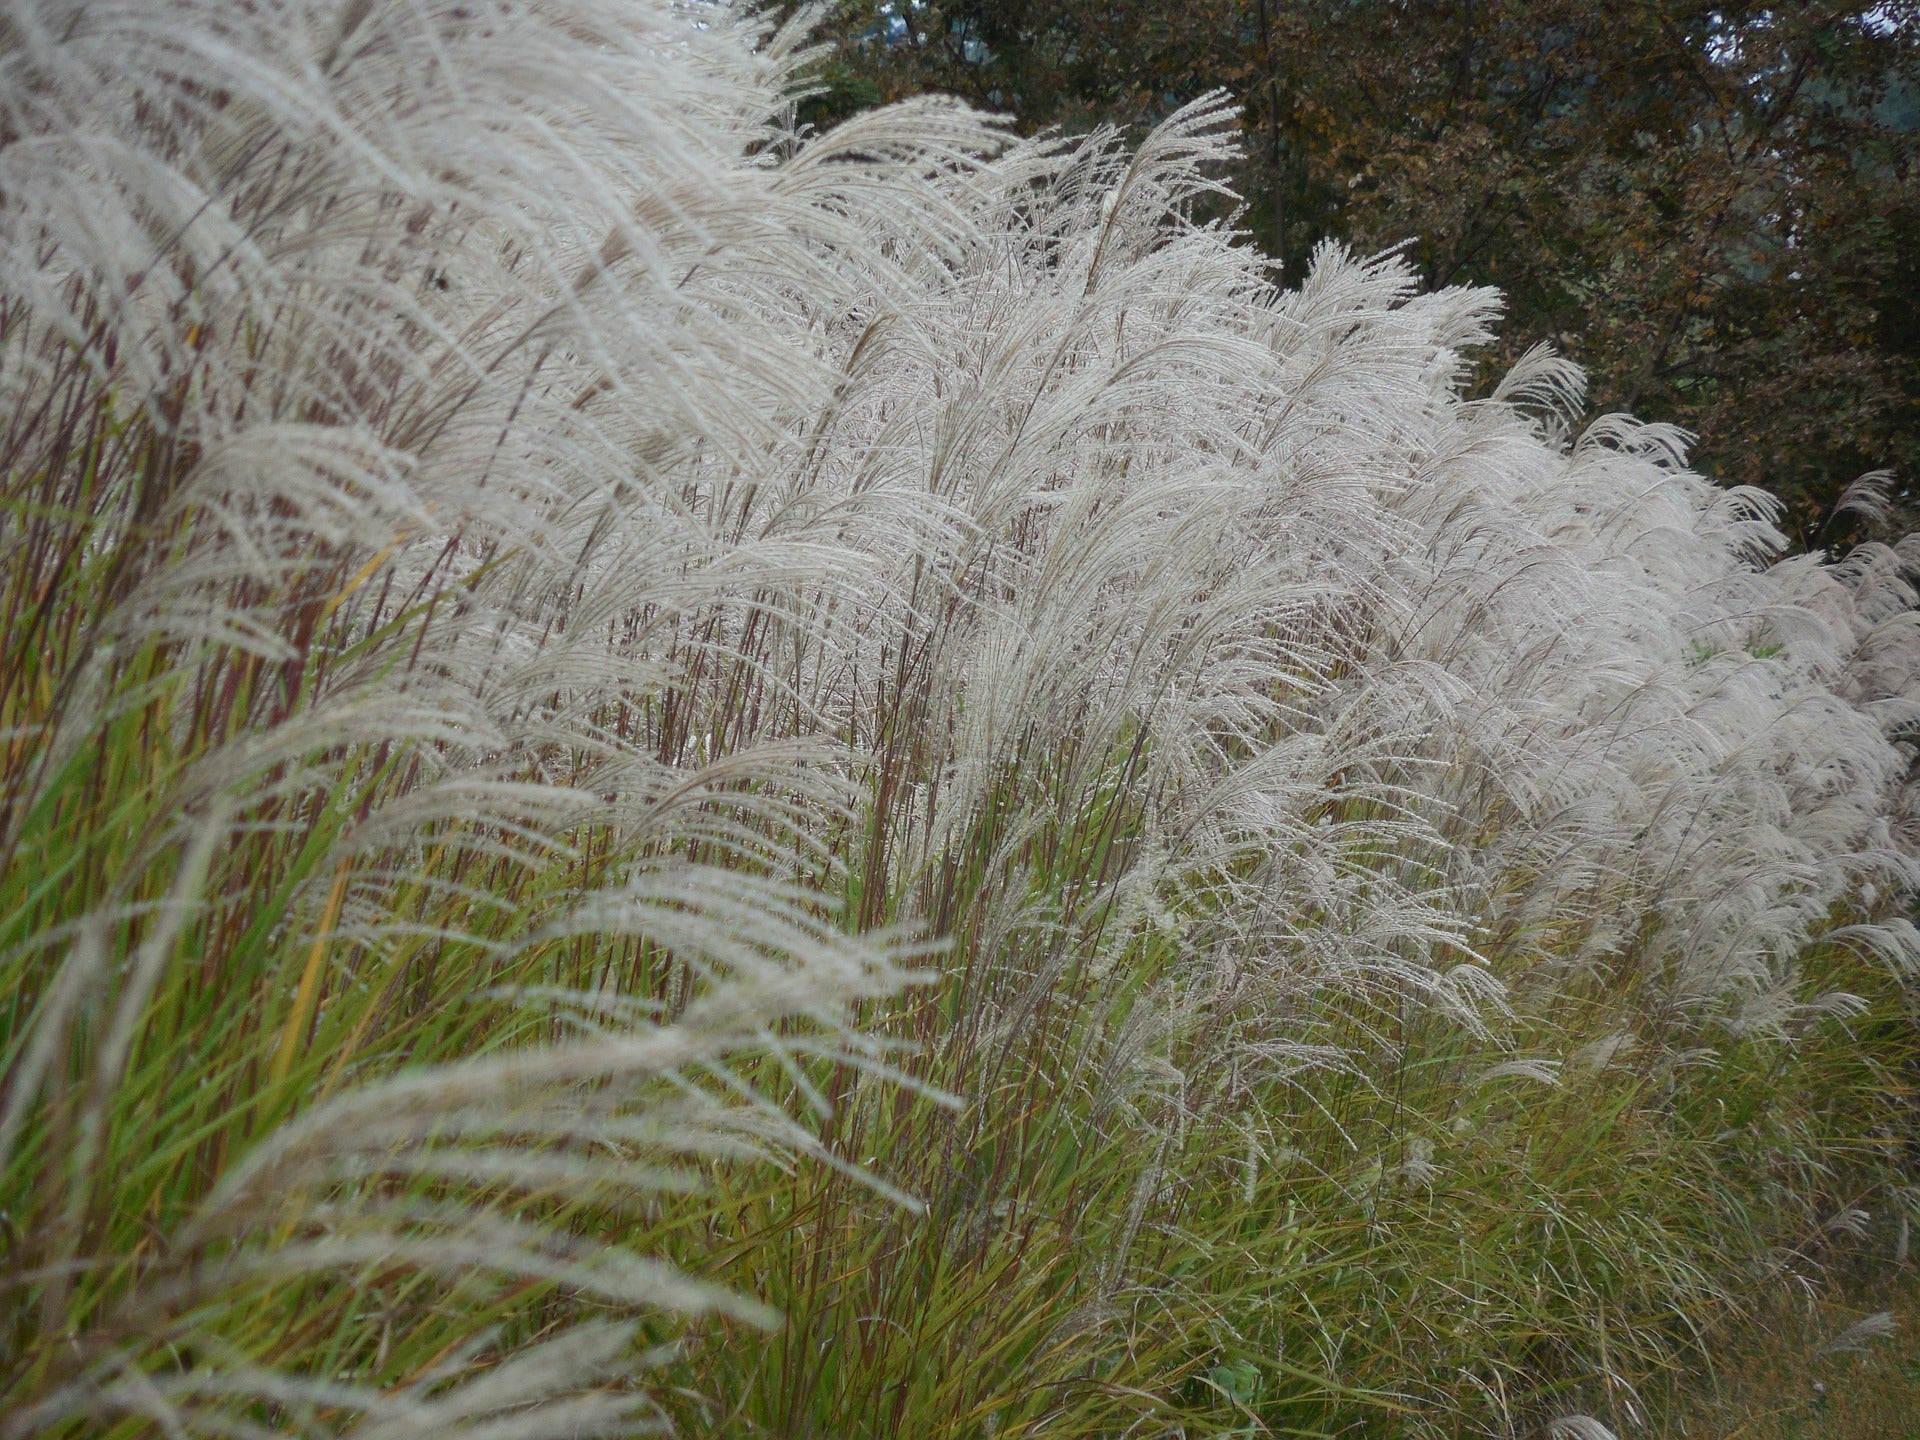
[0,1,976,1432]
[4,3,1918,1437]
[1646,1251,1920,1440]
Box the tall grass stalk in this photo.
[3,2,1917,1435]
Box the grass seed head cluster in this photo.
[2,1,1917,1435]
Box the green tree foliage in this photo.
[803,1,1920,540]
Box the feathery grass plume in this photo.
[0,0,994,1432]
[629,74,1920,1435]
[5,1,1920,1436]
[1814,1308,1898,1356]
[1547,1418,1622,1440]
